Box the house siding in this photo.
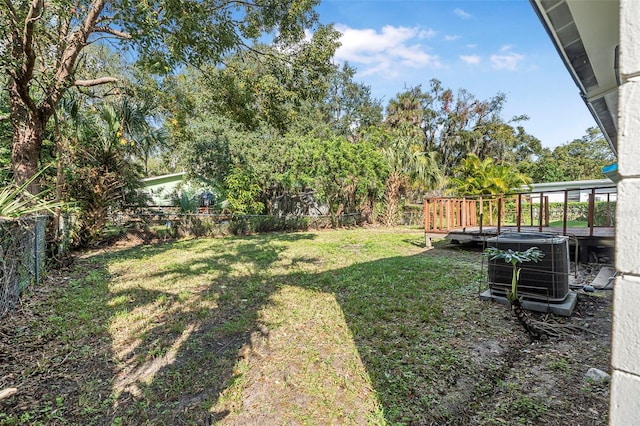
[610,1,640,423]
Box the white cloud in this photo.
[466,44,477,49]
[460,55,481,65]
[490,52,524,71]
[454,8,472,19]
[443,35,461,42]
[489,45,524,70]
[334,24,443,78]
[418,28,437,39]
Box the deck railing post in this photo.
[538,192,544,232]
[424,199,430,232]
[517,193,522,232]
[479,196,483,234]
[589,188,596,237]
[452,200,457,228]
[462,198,467,228]
[445,199,450,231]
[489,198,493,226]
[472,200,477,225]
[452,199,456,229]
[563,190,569,236]
[545,196,550,227]
[497,196,502,234]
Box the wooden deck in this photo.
[424,188,616,262]
[436,225,614,244]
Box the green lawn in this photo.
[548,219,588,228]
[0,227,608,425]
[502,219,589,228]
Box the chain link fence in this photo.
[0,216,47,317]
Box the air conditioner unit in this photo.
[487,232,570,303]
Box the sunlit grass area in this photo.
[96,227,488,423]
[3,227,609,425]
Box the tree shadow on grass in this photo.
[96,231,501,424]
[95,232,319,423]
[2,230,573,425]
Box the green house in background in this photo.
[140,172,186,206]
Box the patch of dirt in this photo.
[462,262,613,425]
[0,265,117,423]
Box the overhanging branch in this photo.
[93,26,132,39]
[73,77,118,87]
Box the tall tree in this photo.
[549,127,615,181]
[323,63,383,140]
[385,80,530,176]
[364,124,443,225]
[193,26,340,134]
[0,0,323,191]
[521,127,615,183]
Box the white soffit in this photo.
[530,0,619,155]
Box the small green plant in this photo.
[174,189,199,213]
[549,358,570,373]
[0,167,63,218]
[484,246,544,302]
[484,245,546,339]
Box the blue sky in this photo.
[315,0,597,149]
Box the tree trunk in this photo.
[511,299,546,340]
[383,172,403,226]
[8,85,49,194]
[11,116,45,194]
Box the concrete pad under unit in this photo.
[480,289,578,317]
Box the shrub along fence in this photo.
[0,216,47,317]
[113,208,364,239]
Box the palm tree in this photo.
[69,98,153,245]
[380,125,443,226]
[449,154,530,196]
[385,86,429,129]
